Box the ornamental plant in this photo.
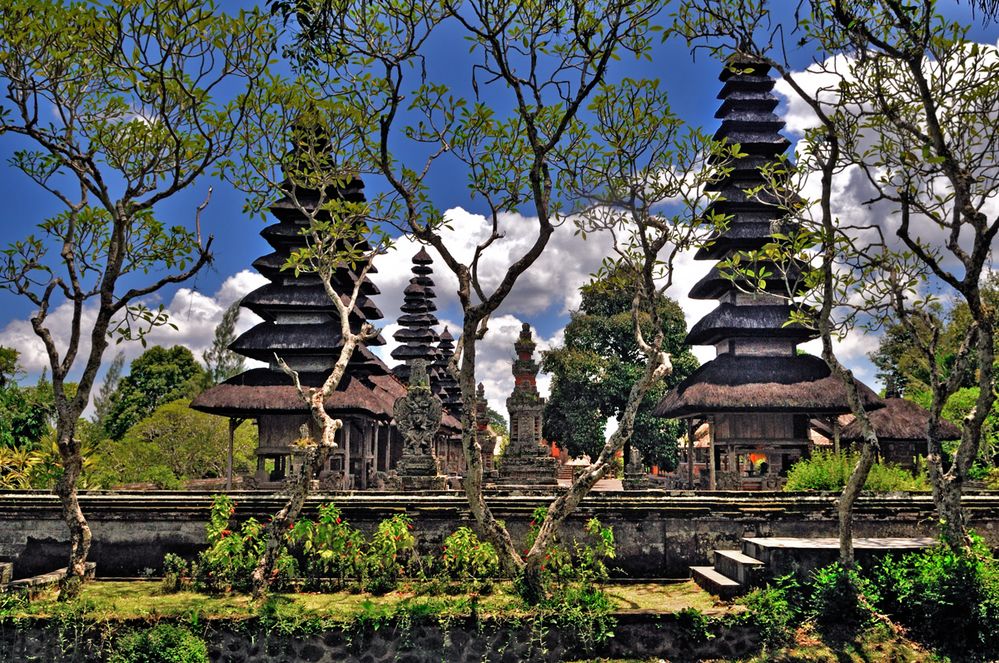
[195,494,295,594]
[363,514,416,594]
[440,527,501,582]
[286,503,365,591]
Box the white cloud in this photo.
[0,269,267,382]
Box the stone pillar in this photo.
[497,323,557,487]
[475,383,498,478]
[394,359,446,490]
[623,444,651,490]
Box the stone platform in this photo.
[693,536,939,598]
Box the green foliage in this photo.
[807,563,878,638]
[542,277,699,468]
[674,607,714,648]
[513,508,618,645]
[740,574,803,650]
[440,527,500,581]
[0,371,54,450]
[202,302,245,385]
[365,514,416,594]
[783,450,929,492]
[873,536,999,660]
[161,554,193,594]
[194,495,273,594]
[103,346,209,441]
[287,503,366,591]
[109,623,208,663]
[0,446,44,488]
[93,399,256,489]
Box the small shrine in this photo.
[655,57,882,490]
[497,323,559,486]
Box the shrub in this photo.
[808,563,879,637]
[287,503,365,591]
[161,553,192,593]
[363,513,415,594]
[784,450,928,492]
[109,624,208,663]
[740,574,803,649]
[193,494,291,593]
[873,537,999,660]
[440,527,500,581]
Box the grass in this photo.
[1,579,732,624]
[735,624,939,663]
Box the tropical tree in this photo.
[103,346,207,440]
[0,0,274,593]
[543,278,698,468]
[203,301,245,384]
[93,399,256,489]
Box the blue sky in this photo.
[0,1,995,414]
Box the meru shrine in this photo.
[191,57,957,493]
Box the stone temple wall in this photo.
[2,491,999,578]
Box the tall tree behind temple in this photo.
[92,352,125,435]
[104,346,208,441]
[203,301,245,385]
[543,279,698,469]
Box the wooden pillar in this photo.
[359,421,369,490]
[832,416,841,453]
[380,424,389,472]
[686,419,695,490]
[343,421,352,489]
[708,421,717,491]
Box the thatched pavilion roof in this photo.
[655,354,884,418]
[839,397,961,442]
[191,368,461,430]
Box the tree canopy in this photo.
[543,278,698,469]
[103,346,208,441]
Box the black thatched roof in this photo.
[839,397,962,442]
[191,368,461,431]
[655,354,884,417]
[685,303,817,346]
[392,249,440,381]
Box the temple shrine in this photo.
[655,57,882,490]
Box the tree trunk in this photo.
[55,431,91,600]
[837,440,876,566]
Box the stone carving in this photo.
[393,360,446,490]
[622,445,652,490]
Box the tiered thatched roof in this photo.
[839,397,962,442]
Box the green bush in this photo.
[193,494,289,593]
[287,503,365,591]
[873,537,999,660]
[109,623,208,663]
[740,574,803,649]
[363,513,415,594]
[161,553,192,593]
[440,527,500,581]
[808,563,879,637]
[784,450,928,492]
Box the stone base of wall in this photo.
[2,491,998,579]
[0,614,760,663]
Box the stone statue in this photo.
[394,360,442,454]
[393,360,446,490]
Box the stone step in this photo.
[713,549,765,586]
[691,565,743,599]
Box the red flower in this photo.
[541,565,546,571]
[336,517,342,524]
[220,529,232,538]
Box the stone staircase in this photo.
[691,542,766,599]
[692,536,938,599]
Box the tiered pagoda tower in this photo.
[434,328,463,415]
[391,249,440,383]
[655,57,881,490]
[498,323,558,486]
[192,176,408,490]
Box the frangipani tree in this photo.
[244,0,737,601]
[0,0,274,594]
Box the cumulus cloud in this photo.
[0,269,267,380]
